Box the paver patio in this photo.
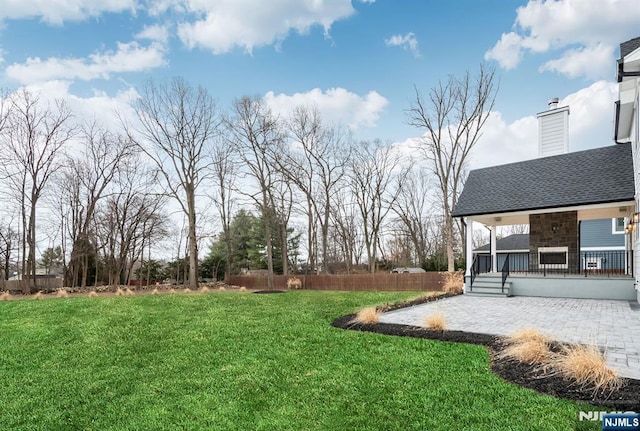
[379,295,640,380]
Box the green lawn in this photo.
[0,291,600,430]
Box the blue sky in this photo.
[1,0,640,169]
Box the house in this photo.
[615,36,640,304]
[453,37,640,302]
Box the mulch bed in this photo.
[253,290,287,294]
[332,293,640,411]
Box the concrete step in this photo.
[468,285,510,295]
[472,281,511,290]
[465,291,511,298]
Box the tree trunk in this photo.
[187,190,199,290]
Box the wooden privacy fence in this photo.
[228,272,446,292]
[1,278,63,292]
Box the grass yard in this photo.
[0,291,601,430]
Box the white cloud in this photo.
[264,87,388,130]
[485,0,640,79]
[385,32,420,58]
[397,81,618,171]
[6,41,167,85]
[174,0,358,54]
[0,0,136,25]
[135,24,170,44]
[539,43,615,80]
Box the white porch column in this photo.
[490,225,497,273]
[465,218,474,277]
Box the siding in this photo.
[580,219,624,248]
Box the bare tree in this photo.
[407,64,497,271]
[210,144,237,281]
[392,168,435,268]
[0,89,75,293]
[62,123,137,287]
[349,140,409,273]
[329,188,362,273]
[278,105,350,273]
[129,77,221,289]
[227,96,284,289]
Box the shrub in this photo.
[443,271,463,295]
[88,291,99,298]
[34,291,44,300]
[56,289,69,298]
[0,291,11,301]
[423,313,446,331]
[287,277,303,290]
[351,307,380,325]
[548,344,623,392]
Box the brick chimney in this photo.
[536,98,570,157]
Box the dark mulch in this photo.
[253,290,287,294]
[332,293,640,411]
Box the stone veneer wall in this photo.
[529,211,579,273]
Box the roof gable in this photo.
[620,36,640,59]
[453,144,634,217]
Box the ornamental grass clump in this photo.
[199,286,210,293]
[56,289,69,298]
[443,271,463,295]
[151,288,159,295]
[218,286,226,292]
[549,344,623,392]
[423,313,447,331]
[115,288,124,296]
[351,306,380,325]
[0,291,10,301]
[287,277,303,290]
[239,286,247,292]
[34,291,44,300]
[88,291,98,298]
[498,328,551,365]
[125,288,134,296]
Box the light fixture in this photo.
[633,212,640,224]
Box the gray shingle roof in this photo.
[621,37,640,58]
[474,234,529,252]
[452,144,634,217]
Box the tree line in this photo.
[0,65,496,292]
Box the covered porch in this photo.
[464,201,636,300]
[451,143,637,301]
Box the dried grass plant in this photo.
[351,307,380,325]
[443,271,463,295]
[88,291,99,298]
[286,277,303,290]
[423,313,447,331]
[0,291,11,301]
[56,289,69,298]
[34,291,44,300]
[547,344,623,392]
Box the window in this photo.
[612,217,626,234]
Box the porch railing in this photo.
[470,255,479,290]
[475,250,633,277]
[501,253,510,292]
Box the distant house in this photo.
[473,234,529,273]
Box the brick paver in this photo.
[379,295,640,380]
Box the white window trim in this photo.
[612,217,626,235]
